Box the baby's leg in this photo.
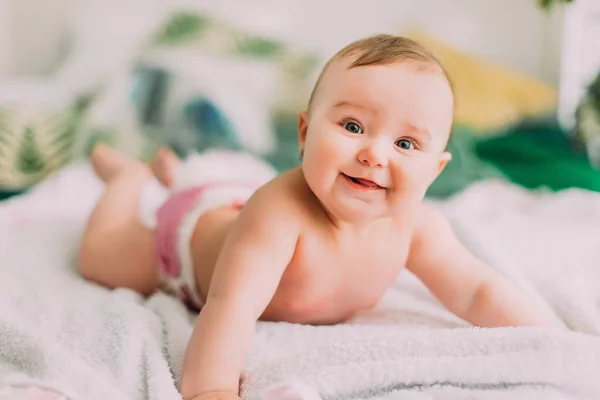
[151,147,180,188]
[78,145,162,295]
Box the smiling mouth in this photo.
[342,173,384,190]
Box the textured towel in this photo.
[1,160,600,400]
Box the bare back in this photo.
[190,167,412,325]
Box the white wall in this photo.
[190,0,567,85]
[0,0,566,85]
[7,0,70,75]
[0,0,13,78]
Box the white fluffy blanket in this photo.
[1,162,600,400]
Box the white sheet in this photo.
[1,163,600,399]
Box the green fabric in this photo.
[0,189,22,201]
[0,99,88,191]
[426,125,506,198]
[475,121,600,192]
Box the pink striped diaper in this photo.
[154,181,259,310]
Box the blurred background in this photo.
[0,0,599,200]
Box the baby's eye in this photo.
[395,139,415,150]
[343,121,363,134]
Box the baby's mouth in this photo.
[342,173,384,190]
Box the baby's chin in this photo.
[324,196,392,222]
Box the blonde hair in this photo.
[307,34,452,111]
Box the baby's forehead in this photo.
[316,58,454,138]
[320,59,452,108]
[318,57,450,99]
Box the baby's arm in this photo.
[406,205,561,329]
[179,188,301,400]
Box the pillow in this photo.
[404,31,558,133]
[71,8,320,162]
[150,10,319,116]
[0,80,86,194]
[0,7,319,196]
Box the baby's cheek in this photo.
[391,160,429,191]
[321,142,346,164]
[308,132,344,164]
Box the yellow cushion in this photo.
[404,31,558,133]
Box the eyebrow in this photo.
[332,100,374,112]
[404,123,431,141]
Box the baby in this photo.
[78,34,559,400]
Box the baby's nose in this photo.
[358,140,388,168]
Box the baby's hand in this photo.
[188,391,241,400]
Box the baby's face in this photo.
[298,58,454,222]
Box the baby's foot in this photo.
[151,147,180,188]
[90,144,150,183]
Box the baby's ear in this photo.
[297,111,309,150]
[437,151,452,174]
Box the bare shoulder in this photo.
[414,203,453,236]
[408,203,457,261]
[237,167,305,231]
